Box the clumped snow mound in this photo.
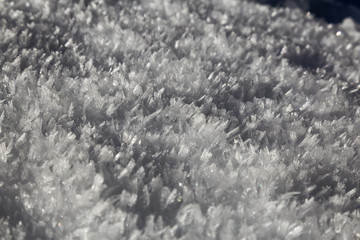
[1,0,360,239]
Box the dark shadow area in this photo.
[0,185,49,240]
[285,46,326,71]
[0,187,24,228]
[287,164,360,213]
[187,0,214,20]
[343,85,360,107]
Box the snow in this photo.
[1,0,360,239]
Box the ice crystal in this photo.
[1,0,360,239]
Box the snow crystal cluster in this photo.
[1,0,360,239]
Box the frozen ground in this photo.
[1,0,360,239]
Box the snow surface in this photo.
[1,0,360,239]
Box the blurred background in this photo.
[252,0,360,23]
